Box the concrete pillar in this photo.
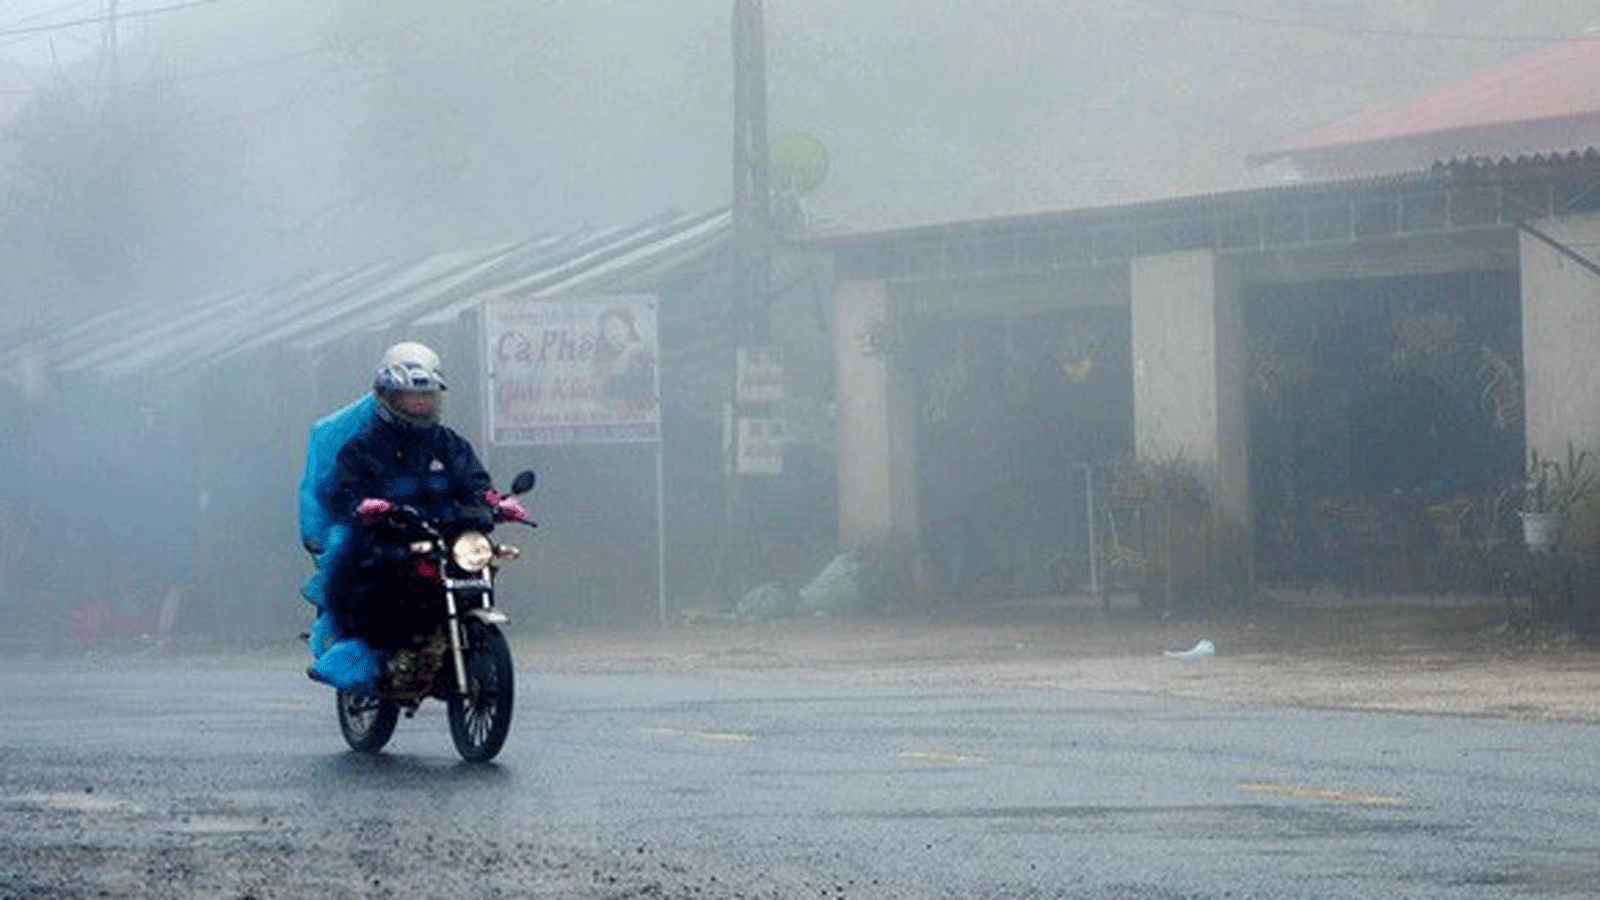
[834,278,919,548]
[1521,214,1600,465]
[1130,250,1250,528]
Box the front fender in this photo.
[464,607,508,625]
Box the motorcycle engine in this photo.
[382,629,450,697]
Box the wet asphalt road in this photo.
[3,651,1600,899]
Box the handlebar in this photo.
[360,470,538,532]
[371,503,536,532]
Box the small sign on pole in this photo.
[736,417,786,475]
[735,345,784,403]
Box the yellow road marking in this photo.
[645,727,757,743]
[898,751,986,764]
[1238,780,1408,806]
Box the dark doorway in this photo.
[1246,270,1523,592]
[909,305,1133,602]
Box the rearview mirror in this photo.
[510,470,536,495]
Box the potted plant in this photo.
[1112,452,1211,616]
[1521,443,1597,552]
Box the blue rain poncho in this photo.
[299,394,377,662]
[306,636,382,695]
[300,394,378,555]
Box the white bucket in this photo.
[1520,511,1562,553]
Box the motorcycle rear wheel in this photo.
[337,691,399,753]
[447,620,514,762]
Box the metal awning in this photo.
[29,208,729,379]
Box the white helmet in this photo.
[373,341,447,428]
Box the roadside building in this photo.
[0,210,834,637]
[805,34,1600,610]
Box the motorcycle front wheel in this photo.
[337,691,399,753]
[447,620,515,762]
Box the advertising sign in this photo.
[485,295,660,445]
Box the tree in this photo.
[0,70,265,333]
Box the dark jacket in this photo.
[324,417,494,646]
[330,417,493,531]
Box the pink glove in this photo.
[356,497,395,517]
[494,495,529,522]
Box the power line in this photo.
[0,0,231,40]
[0,0,100,54]
[1131,0,1588,44]
[0,41,328,95]
[0,0,575,96]
[0,0,101,32]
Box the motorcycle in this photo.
[334,470,537,763]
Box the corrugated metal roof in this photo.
[798,168,1444,249]
[413,207,732,326]
[1254,34,1600,166]
[1434,146,1600,171]
[30,209,729,379]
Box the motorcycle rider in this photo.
[308,341,522,690]
[297,344,437,659]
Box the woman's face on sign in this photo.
[601,315,631,346]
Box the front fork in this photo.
[442,571,506,695]
[443,589,470,695]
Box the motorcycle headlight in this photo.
[451,531,494,572]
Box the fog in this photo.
[5,0,1581,299]
[3,1,1599,645]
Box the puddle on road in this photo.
[6,791,277,836]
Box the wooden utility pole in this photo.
[106,0,120,97]
[727,0,772,599]
[731,0,771,344]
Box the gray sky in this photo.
[4,1,1599,255]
